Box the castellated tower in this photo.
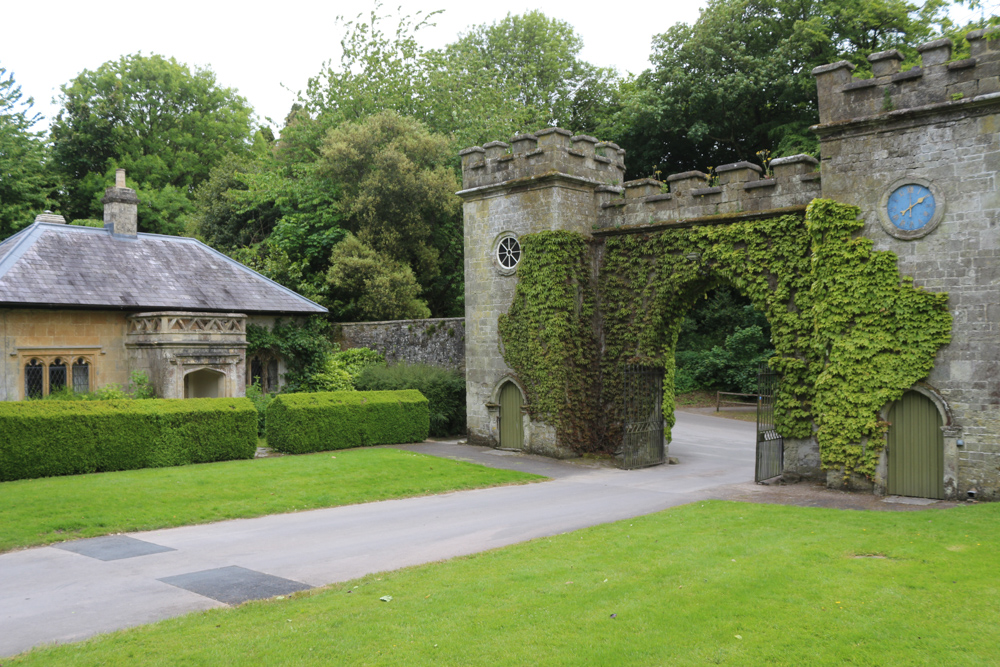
[457,129,625,454]
[812,29,1000,498]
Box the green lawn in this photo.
[11,500,998,665]
[0,448,542,553]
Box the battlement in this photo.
[459,127,626,191]
[814,29,1000,126]
[596,155,820,229]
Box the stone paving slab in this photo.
[52,535,175,561]
[159,566,311,605]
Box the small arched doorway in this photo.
[498,381,524,450]
[886,390,944,499]
[184,368,225,398]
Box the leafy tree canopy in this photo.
[327,233,431,321]
[286,5,612,152]
[50,53,256,234]
[208,111,462,319]
[319,110,461,313]
[0,65,55,238]
[609,0,961,179]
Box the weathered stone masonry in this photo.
[460,30,1000,499]
[814,30,1000,498]
[336,317,466,373]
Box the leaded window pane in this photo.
[25,360,43,399]
[266,359,279,393]
[73,359,90,393]
[49,359,67,392]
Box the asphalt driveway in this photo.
[0,411,911,657]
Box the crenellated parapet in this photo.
[813,29,1000,127]
[459,127,625,191]
[596,155,820,230]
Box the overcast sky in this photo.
[4,0,709,132]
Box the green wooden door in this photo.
[887,391,944,499]
[499,382,524,449]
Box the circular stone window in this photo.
[495,235,521,273]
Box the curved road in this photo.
[0,411,756,657]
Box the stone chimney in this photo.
[101,169,139,237]
[34,210,66,224]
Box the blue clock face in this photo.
[887,184,936,231]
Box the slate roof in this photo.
[0,223,327,314]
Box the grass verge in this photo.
[11,500,998,665]
[0,448,542,553]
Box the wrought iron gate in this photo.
[622,364,666,469]
[755,364,783,483]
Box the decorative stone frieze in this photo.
[126,312,247,399]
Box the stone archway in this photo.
[184,368,226,398]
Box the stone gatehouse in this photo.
[459,30,1000,500]
[0,171,326,400]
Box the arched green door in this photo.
[887,391,944,499]
[499,382,524,449]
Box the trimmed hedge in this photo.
[0,398,257,482]
[266,390,429,454]
[355,363,466,437]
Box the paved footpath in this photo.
[1,413,758,657]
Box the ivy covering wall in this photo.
[497,200,951,477]
[497,231,601,452]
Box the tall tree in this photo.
[611,0,957,179]
[210,112,463,319]
[0,65,54,238]
[50,53,256,234]
[318,111,461,301]
[327,233,431,321]
[439,10,613,133]
[289,5,612,152]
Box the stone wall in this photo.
[814,29,1000,499]
[335,317,466,372]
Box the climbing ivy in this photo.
[246,316,334,392]
[498,200,952,477]
[497,231,601,452]
[598,212,817,447]
[806,199,951,476]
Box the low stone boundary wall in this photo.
[334,317,465,373]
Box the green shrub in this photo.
[0,398,257,482]
[245,381,273,436]
[309,347,386,391]
[266,390,429,454]
[310,360,356,392]
[39,370,156,401]
[330,348,386,383]
[355,363,465,437]
[675,325,773,394]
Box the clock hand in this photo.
[897,196,927,219]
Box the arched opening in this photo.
[674,284,772,406]
[664,281,769,476]
[498,381,524,450]
[886,390,945,499]
[184,368,226,399]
